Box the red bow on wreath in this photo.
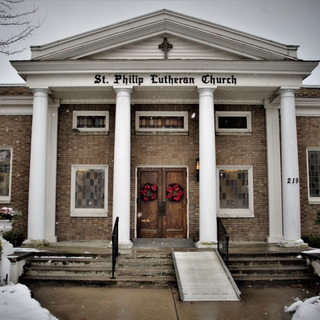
[166,183,184,202]
[140,183,158,201]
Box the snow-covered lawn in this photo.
[0,283,57,320]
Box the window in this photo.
[0,148,12,203]
[307,148,320,204]
[135,111,188,134]
[71,165,108,217]
[216,111,252,135]
[73,111,109,133]
[217,166,254,217]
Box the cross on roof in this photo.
[158,38,173,59]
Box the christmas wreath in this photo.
[140,183,158,201]
[166,183,184,202]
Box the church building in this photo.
[1,10,319,248]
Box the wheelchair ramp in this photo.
[172,250,240,301]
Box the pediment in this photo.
[84,35,248,61]
[30,10,299,62]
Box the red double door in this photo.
[137,168,187,238]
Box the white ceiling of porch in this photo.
[51,86,279,105]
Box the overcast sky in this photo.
[1,0,319,85]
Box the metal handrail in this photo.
[217,217,229,267]
[111,217,119,279]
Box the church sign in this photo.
[94,74,238,86]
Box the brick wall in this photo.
[56,104,115,241]
[215,105,269,242]
[297,116,320,236]
[0,115,32,237]
[56,103,269,242]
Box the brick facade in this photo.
[297,116,320,236]
[56,104,114,241]
[54,103,269,242]
[0,115,32,236]
[215,105,269,241]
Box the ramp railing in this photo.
[217,217,229,267]
[111,217,119,279]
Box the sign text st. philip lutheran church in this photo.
[94,74,238,86]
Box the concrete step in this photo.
[229,265,312,276]
[228,257,305,267]
[228,251,315,285]
[30,257,112,267]
[20,275,176,288]
[20,251,176,288]
[233,274,315,286]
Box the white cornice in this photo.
[11,60,319,78]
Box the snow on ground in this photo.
[0,283,58,320]
[303,248,320,254]
[285,295,320,320]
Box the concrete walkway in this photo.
[30,283,320,320]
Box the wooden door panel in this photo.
[137,169,161,238]
[163,169,187,238]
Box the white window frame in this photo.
[0,147,13,203]
[215,111,252,135]
[307,147,320,204]
[135,111,188,134]
[70,164,108,217]
[217,165,254,218]
[72,111,109,133]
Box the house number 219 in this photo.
[287,178,299,184]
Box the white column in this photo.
[113,86,133,248]
[265,104,283,242]
[27,89,48,241]
[279,88,304,246]
[46,103,59,242]
[196,86,217,248]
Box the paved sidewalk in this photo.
[30,283,320,320]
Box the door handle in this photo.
[158,200,166,216]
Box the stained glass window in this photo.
[71,165,108,217]
[75,169,105,209]
[219,169,249,209]
[136,112,188,133]
[0,148,12,202]
[73,111,109,133]
[139,116,184,129]
[308,150,320,199]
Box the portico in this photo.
[7,10,318,246]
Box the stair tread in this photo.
[229,257,303,261]
[229,265,310,270]
[20,274,176,281]
[233,274,314,280]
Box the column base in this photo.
[277,239,308,248]
[23,239,50,247]
[267,236,284,243]
[109,240,133,249]
[195,241,217,249]
[46,235,57,243]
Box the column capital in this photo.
[279,87,300,95]
[113,86,133,93]
[31,87,49,94]
[197,85,217,93]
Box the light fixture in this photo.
[196,158,199,181]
